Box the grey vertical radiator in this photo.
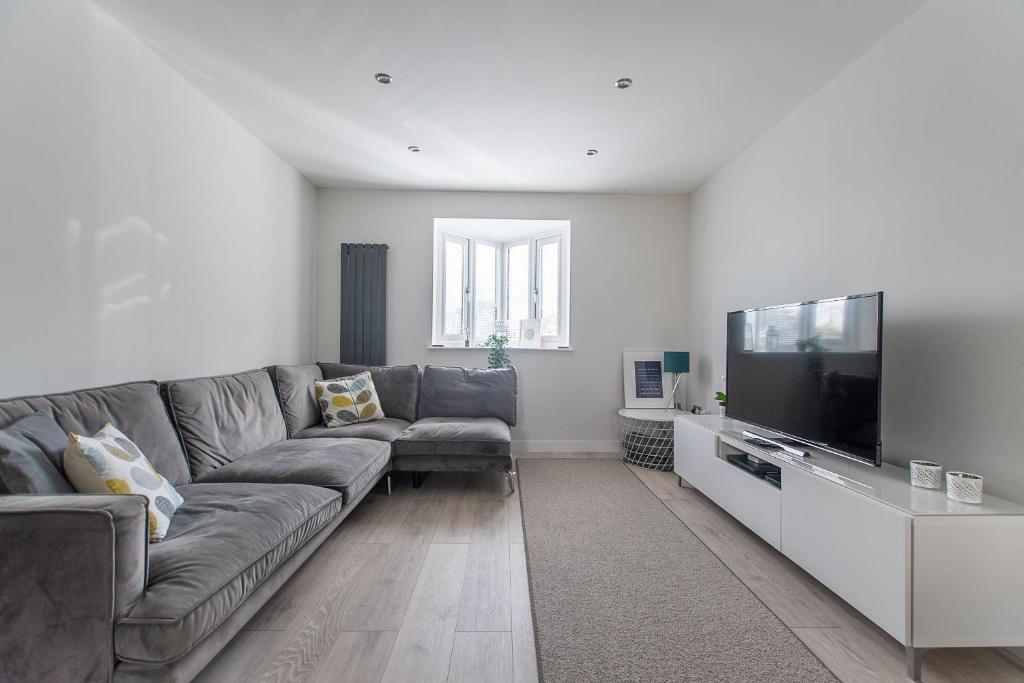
[339,243,388,365]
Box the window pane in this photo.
[814,299,846,340]
[473,243,498,345]
[752,307,801,351]
[538,239,560,337]
[505,243,529,344]
[443,240,465,337]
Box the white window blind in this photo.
[472,241,498,346]
[441,235,468,341]
[504,241,530,344]
[537,236,561,338]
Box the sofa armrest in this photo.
[0,494,149,682]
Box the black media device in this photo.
[726,292,883,467]
[726,453,781,478]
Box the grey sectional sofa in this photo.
[275,363,519,488]
[0,362,517,682]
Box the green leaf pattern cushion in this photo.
[315,371,386,427]
[63,423,184,542]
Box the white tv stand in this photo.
[674,415,1024,681]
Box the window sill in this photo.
[427,345,573,352]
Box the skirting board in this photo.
[512,440,620,453]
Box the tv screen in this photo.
[726,292,883,466]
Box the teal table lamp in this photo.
[663,351,690,410]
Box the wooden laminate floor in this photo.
[196,454,1024,683]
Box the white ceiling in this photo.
[97,0,922,194]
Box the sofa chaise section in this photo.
[392,365,517,490]
[164,369,390,503]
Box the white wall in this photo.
[0,1,318,396]
[316,190,688,450]
[686,1,1024,501]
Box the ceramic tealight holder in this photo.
[909,460,943,489]
[946,471,984,504]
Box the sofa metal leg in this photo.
[413,472,426,489]
[906,646,923,682]
[505,470,516,495]
[386,474,392,496]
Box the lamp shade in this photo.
[663,351,690,374]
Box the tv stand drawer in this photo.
[675,419,781,548]
[708,452,781,548]
[781,465,910,643]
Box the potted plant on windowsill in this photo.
[484,332,511,369]
[714,391,727,416]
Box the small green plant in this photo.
[796,335,826,353]
[484,332,511,369]
[714,391,727,405]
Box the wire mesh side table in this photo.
[618,408,684,471]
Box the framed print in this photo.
[519,318,542,348]
[622,349,672,408]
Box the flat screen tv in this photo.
[726,292,883,466]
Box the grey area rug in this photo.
[517,458,837,683]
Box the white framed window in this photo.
[432,219,570,349]
[434,233,469,344]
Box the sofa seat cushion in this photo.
[393,417,511,457]
[194,438,390,504]
[115,483,343,665]
[294,418,410,443]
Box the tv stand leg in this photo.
[906,646,924,681]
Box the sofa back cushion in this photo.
[0,414,75,494]
[163,370,286,479]
[0,381,192,486]
[418,365,517,426]
[271,364,324,437]
[319,363,419,422]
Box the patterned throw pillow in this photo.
[315,372,386,427]
[63,423,184,542]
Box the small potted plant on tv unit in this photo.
[714,391,727,416]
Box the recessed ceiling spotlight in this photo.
[585,149,599,156]
[408,145,421,152]
[375,72,394,84]
[614,77,633,90]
